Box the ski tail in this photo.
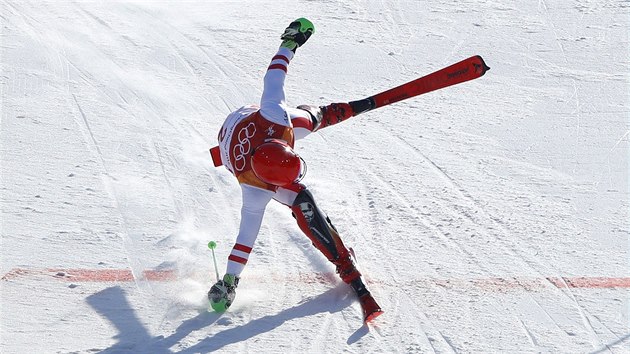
[348,248,384,323]
[360,293,384,322]
[349,55,490,116]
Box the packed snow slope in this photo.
[2,0,629,353]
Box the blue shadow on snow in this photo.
[178,285,356,353]
[87,284,363,353]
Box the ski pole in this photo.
[207,241,220,282]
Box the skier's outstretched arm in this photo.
[225,184,274,276]
[259,47,294,126]
[259,18,314,126]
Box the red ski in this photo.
[359,293,383,322]
[349,55,490,116]
[209,56,489,167]
[347,248,383,323]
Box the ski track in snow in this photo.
[2,0,630,353]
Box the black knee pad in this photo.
[296,104,323,131]
[292,189,340,260]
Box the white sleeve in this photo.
[225,184,274,276]
[259,47,295,127]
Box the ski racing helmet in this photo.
[251,139,304,186]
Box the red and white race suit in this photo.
[215,47,324,275]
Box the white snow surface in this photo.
[2,1,629,353]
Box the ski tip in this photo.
[474,55,490,75]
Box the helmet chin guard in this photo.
[251,139,303,186]
[296,155,307,183]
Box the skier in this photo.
[207,18,383,322]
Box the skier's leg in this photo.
[293,102,355,132]
[272,181,304,206]
[274,183,362,285]
[275,184,383,321]
[288,101,354,140]
[287,107,316,140]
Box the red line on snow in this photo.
[2,269,629,289]
[546,277,630,289]
[432,277,630,290]
[1,268,176,282]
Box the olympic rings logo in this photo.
[232,122,256,171]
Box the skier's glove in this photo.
[281,18,314,51]
[208,274,240,312]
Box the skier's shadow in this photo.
[88,286,223,353]
[88,284,367,353]
[176,284,357,353]
[87,286,181,354]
